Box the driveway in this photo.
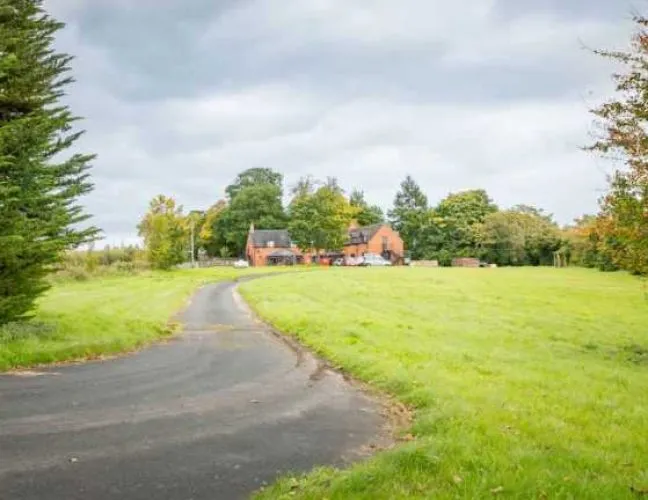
[0,279,384,500]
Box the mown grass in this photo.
[240,267,648,499]
[0,266,297,371]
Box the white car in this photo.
[233,259,250,269]
[359,254,392,267]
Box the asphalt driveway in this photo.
[0,279,384,500]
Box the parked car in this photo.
[233,259,250,269]
[359,254,392,267]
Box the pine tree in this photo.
[0,1,98,323]
[388,175,429,258]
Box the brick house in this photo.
[245,223,405,266]
[245,227,310,267]
[344,223,405,263]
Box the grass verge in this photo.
[0,266,299,371]
[240,267,648,499]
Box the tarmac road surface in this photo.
[0,279,384,500]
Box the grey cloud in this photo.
[494,0,634,21]
[42,0,633,245]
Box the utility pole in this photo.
[190,219,196,268]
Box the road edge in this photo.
[233,281,413,445]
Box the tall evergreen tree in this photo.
[0,1,97,323]
[388,175,429,258]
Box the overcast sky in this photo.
[45,0,635,245]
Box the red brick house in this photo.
[245,228,310,267]
[344,223,405,263]
[245,223,405,266]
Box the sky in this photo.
[44,0,636,245]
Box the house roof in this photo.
[347,224,384,245]
[249,229,292,248]
[249,224,392,249]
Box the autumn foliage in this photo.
[588,16,648,275]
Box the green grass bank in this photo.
[0,267,293,371]
[240,267,648,499]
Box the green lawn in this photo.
[240,267,648,499]
[0,266,294,371]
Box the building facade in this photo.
[245,223,405,266]
[344,223,405,263]
[245,228,311,267]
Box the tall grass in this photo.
[53,245,150,282]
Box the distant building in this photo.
[245,227,306,267]
[245,223,405,266]
[344,223,405,264]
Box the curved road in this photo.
[0,279,384,500]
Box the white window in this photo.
[267,241,275,248]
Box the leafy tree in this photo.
[225,167,283,201]
[474,207,562,266]
[350,189,384,226]
[212,168,288,256]
[435,189,496,222]
[0,1,98,323]
[563,215,605,269]
[588,16,648,275]
[289,182,356,253]
[425,189,498,264]
[199,200,228,257]
[219,183,287,256]
[388,176,429,259]
[290,175,319,198]
[137,195,188,269]
[473,211,527,265]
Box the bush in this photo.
[53,246,149,282]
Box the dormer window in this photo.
[267,241,275,248]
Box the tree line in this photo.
[138,167,573,269]
[138,169,386,269]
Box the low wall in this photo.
[451,257,480,268]
[412,260,439,267]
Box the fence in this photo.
[178,258,238,269]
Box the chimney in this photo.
[249,222,255,233]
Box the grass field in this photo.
[240,267,648,499]
[0,267,293,371]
